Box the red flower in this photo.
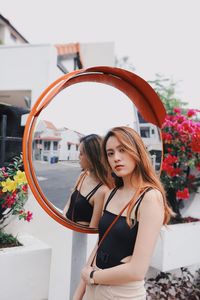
[188,174,195,181]
[163,154,178,165]
[2,194,16,208]
[176,115,186,124]
[176,188,190,200]
[162,132,173,142]
[191,128,200,153]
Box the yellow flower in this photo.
[1,178,17,192]
[14,170,27,185]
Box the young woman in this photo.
[63,134,110,228]
[73,126,173,299]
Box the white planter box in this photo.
[150,221,200,272]
[0,234,52,300]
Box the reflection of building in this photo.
[58,128,84,161]
[33,121,85,162]
[132,106,162,171]
[33,120,61,163]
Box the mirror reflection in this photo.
[32,82,162,229]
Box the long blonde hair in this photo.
[102,126,173,225]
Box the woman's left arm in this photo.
[82,189,164,285]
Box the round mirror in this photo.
[23,67,166,233]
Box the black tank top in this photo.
[66,183,103,223]
[96,187,151,269]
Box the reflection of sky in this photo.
[37,82,136,135]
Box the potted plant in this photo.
[0,154,32,246]
[161,107,200,222]
[150,107,200,272]
[0,155,52,300]
[146,267,200,299]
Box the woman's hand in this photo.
[81,266,94,284]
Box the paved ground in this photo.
[32,160,81,210]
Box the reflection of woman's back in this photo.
[63,134,110,228]
[66,172,103,223]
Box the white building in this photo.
[58,127,84,161]
[0,13,28,45]
[33,120,61,163]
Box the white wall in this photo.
[0,44,70,300]
[80,42,115,67]
[6,193,73,300]
[0,44,63,108]
[59,129,81,161]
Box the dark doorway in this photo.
[0,104,29,166]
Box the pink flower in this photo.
[26,211,33,222]
[22,185,28,192]
[174,107,181,114]
[176,115,186,124]
[187,109,197,117]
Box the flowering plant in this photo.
[161,108,200,220]
[0,155,32,230]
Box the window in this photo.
[53,141,58,150]
[44,141,50,150]
[10,32,17,42]
[76,144,78,151]
[140,127,150,138]
[137,112,148,123]
[68,143,71,150]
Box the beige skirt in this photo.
[82,280,146,300]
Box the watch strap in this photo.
[89,270,96,284]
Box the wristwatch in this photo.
[89,270,96,285]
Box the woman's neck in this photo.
[87,170,98,182]
[122,174,138,190]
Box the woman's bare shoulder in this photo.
[144,188,163,202]
[139,188,164,219]
[101,187,113,205]
[74,171,87,187]
[101,184,110,193]
[97,184,110,198]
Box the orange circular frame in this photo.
[22,66,166,233]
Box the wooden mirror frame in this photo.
[22,66,166,233]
